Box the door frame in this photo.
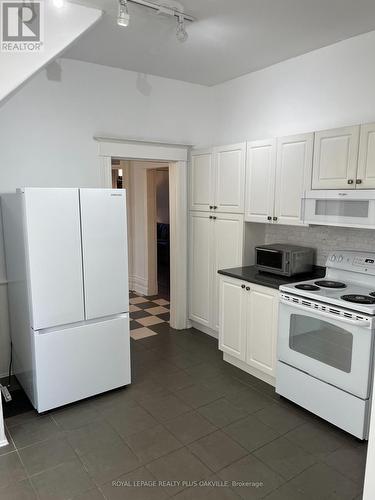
[95,137,189,330]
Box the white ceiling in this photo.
[64,0,375,86]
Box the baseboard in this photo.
[223,353,275,387]
[0,438,8,448]
[190,321,218,339]
[129,275,150,296]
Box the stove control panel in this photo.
[327,251,375,274]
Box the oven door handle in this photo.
[279,298,371,328]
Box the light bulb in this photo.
[118,0,130,27]
[176,15,188,42]
[53,0,64,8]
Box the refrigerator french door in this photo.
[2,188,131,412]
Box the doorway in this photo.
[155,167,170,299]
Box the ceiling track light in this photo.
[117,0,130,27]
[117,0,194,42]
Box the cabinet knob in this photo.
[209,205,213,210]
[267,216,272,221]
[356,179,362,184]
[273,216,278,221]
[246,286,250,291]
[347,179,354,185]
[209,216,213,219]
[213,206,218,210]
[241,284,246,289]
[213,216,217,220]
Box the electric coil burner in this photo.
[314,280,347,289]
[295,284,320,291]
[370,292,375,298]
[341,295,375,305]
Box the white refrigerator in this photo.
[1,188,131,412]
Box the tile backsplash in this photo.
[265,225,375,266]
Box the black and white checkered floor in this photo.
[129,291,170,340]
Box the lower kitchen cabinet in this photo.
[189,212,244,334]
[219,275,278,384]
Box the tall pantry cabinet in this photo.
[189,144,245,335]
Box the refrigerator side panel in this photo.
[1,194,37,406]
[24,188,85,330]
[34,315,131,412]
[80,189,129,320]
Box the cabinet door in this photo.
[357,123,375,189]
[246,284,278,377]
[219,276,246,361]
[312,126,360,189]
[214,143,246,213]
[245,139,276,223]
[212,214,244,331]
[190,150,214,211]
[274,133,313,226]
[189,212,212,327]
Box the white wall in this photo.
[212,30,375,145]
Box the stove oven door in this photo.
[278,299,374,399]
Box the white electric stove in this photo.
[276,250,375,439]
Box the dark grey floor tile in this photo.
[0,478,37,500]
[166,352,201,370]
[130,310,152,320]
[66,420,122,456]
[225,387,274,414]
[322,443,368,484]
[288,463,361,500]
[163,411,217,445]
[131,320,143,330]
[184,362,224,381]
[5,411,39,429]
[90,388,137,415]
[188,430,247,472]
[223,415,280,452]
[263,482,307,500]
[254,437,316,481]
[103,466,168,500]
[104,404,159,438]
[18,437,76,476]
[0,451,27,489]
[202,374,248,398]
[156,370,194,392]
[255,403,307,435]
[136,302,159,310]
[124,424,182,464]
[72,488,105,500]
[173,477,239,500]
[175,384,223,409]
[51,403,101,431]
[157,313,170,322]
[31,459,94,500]
[126,380,171,403]
[146,448,212,495]
[284,421,355,460]
[139,393,191,422]
[9,416,62,449]
[198,398,248,428]
[218,454,283,499]
[79,441,141,485]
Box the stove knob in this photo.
[330,254,337,262]
[338,255,343,263]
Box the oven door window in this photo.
[257,250,283,270]
[289,314,353,373]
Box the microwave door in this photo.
[278,301,373,399]
[257,248,284,272]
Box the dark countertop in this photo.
[218,265,326,290]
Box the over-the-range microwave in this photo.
[302,190,375,228]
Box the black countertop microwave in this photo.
[255,244,314,277]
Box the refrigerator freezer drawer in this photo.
[33,315,131,412]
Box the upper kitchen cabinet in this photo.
[190,143,246,213]
[312,125,360,189]
[214,143,246,213]
[274,133,313,225]
[357,123,375,189]
[245,139,276,223]
[190,150,215,211]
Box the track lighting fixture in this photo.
[117,0,130,27]
[116,0,194,42]
[176,14,188,43]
